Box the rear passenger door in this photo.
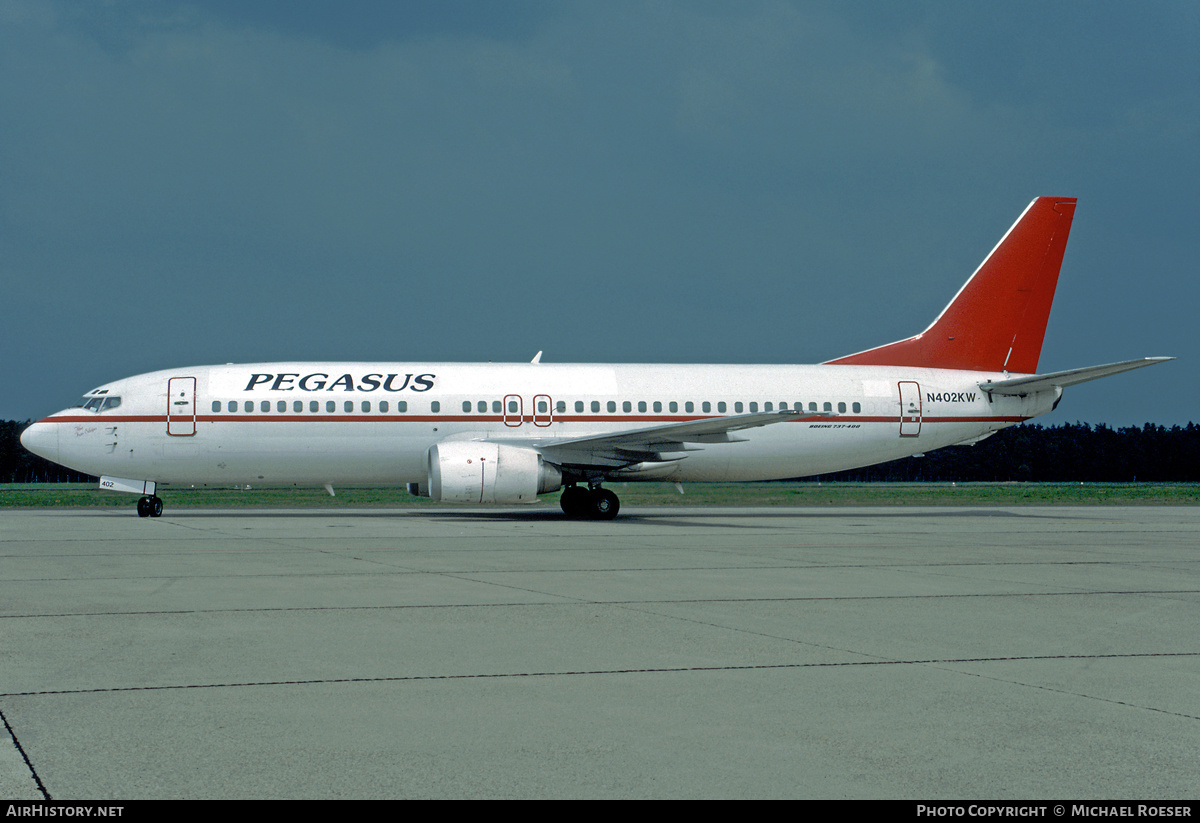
[898,381,921,437]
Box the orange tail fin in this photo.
[827,197,1077,373]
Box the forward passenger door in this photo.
[167,376,197,436]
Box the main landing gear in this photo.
[136,496,164,518]
[560,485,620,520]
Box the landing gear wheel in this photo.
[137,496,164,518]
[590,488,620,520]
[560,486,590,518]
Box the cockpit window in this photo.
[77,396,121,412]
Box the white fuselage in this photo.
[27,361,1056,489]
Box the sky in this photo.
[2,0,1196,426]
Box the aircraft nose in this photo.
[20,420,59,463]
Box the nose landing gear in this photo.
[136,496,163,518]
[560,485,620,520]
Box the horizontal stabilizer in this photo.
[978,357,1174,396]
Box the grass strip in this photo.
[3,482,1198,508]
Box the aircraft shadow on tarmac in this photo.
[122,506,1059,525]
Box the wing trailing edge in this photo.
[524,409,834,470]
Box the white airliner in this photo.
[21,197,1171,519]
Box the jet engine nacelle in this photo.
[427,442,562,504]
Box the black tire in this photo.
[591,488,620,520]
[560,486,589,518]
[150,497,164,517]
[136,497,152,518]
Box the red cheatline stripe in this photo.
[39,414,1030,426]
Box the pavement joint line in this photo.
[4,588,1199,620]
[0,707,50,800]
[3,651,1198,701]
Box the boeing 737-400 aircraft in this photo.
[21,197,1171,519]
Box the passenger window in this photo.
[591,401,600,413]
[493,401,502,413]
[750,402,759,412]
[824,402,832,412]
[607,401,616,413]
[362,401,371,412]
[538,400,548,413]
[838,402,846,413]
[764,402,772,411]
[508,400,518,413]
[212,401,221,412]
[653,401,662,413]
[462,401,472,412]
[575,401,584,413]
[809,402,818,412]
[669,401,678,413]
[261,400,270,412]
[326,400,335,413]
[380,401,389,412]
[431,401,441,413]
[685,401,694,413]
[294,400,302,412]
[556,401,566,413]
[277,400,286,412]
[718,402,727,413]
[478,401,487,413]
[852,402,861,413]
[702,402,711,413]
[735,402,744,413]
[309,400,318,412]
[622,401,631,412]
[397,401,407,412]
[638,401,647,413]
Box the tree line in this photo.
[2,420,95,482]
[816,421,1200,482]
[3,418,1199,484]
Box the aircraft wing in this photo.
[978,357,1174,396]
[516,409,833,470]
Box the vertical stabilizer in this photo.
[827,197,1076,373]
